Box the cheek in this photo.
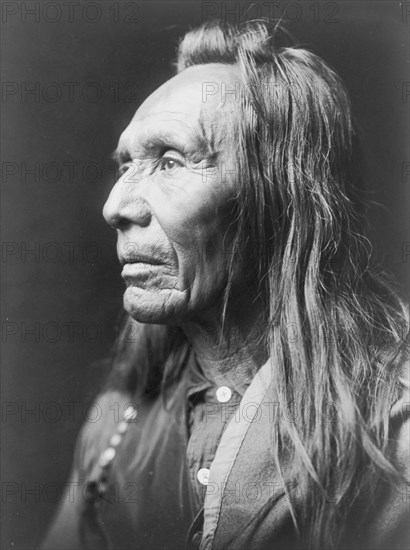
[147,171,238,295]
[169,216,226,294]
[152,171,234,239]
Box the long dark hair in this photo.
[108,20,408,549]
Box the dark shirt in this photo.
[186,353,246,511]
[42,350,249,550]
[42,352,410,550]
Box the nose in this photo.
[103,172,152,229]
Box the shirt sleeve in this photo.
[40,424,86,550]
[40,390,132,550]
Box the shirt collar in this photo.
[185,349,254,400]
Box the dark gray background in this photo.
[1,1,409,548]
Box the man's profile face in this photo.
[103,63,245,324]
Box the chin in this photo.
[123,285,189,325]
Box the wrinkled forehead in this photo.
[117,63,243,158]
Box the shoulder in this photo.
[74,389,138,476]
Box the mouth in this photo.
[120,251,166,281]
[119,255,163,267]
[121,261,163,281]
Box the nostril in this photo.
[116,217,132,231]
[138,208,151,228]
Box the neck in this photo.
[181,291,268,392]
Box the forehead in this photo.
[117,63,242,156]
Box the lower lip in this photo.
[122,262,161,277]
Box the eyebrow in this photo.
[110,118,217,166]
[110,147,130,165]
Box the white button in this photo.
[117,421,128,434]
[197,468,210,485]
[109,433,122,447]
[216,386,232,403]
[124,405,137,421]
[99,447,116,468]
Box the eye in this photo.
[158,152,184,174]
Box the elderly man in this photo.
[43,20,409,550]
